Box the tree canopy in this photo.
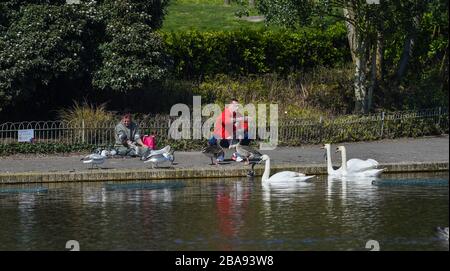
[256,0,448,113]
[0,0,170,118]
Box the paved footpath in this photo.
[0,135,448,174]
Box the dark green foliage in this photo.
[0,3,103,115]
[163,24,350,79]
[0,142,94,155]
[257,0,316,28]
[0,0,170,119]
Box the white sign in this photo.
[18,129,34,142]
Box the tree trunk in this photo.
[376,31,384,82]
[396,35,414,80]
[362,31,384,112]
[343,7,370,113]
[396,16,419,81]
[367,44,378,112]
[354,38,369,114]
[343,8,357,63]
[224,0,230,5]
[249,0,255,7]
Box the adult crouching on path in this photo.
[212,98,249,148]
[115,112,149,157]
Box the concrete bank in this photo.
[0,136,448,184]
[0,161,448,184]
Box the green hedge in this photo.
[0,142,95,156]
[278,115,448,146]
[162,23,350,79]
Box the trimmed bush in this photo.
[0,142,94,156]
[162,23,350,79]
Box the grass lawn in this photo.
[161,0,274,32]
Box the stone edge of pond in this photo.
[0,161,448,184]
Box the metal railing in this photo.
[0,108,448,146]
[278,107,448,145]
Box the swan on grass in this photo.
[322,144,384,177]
[260,154,315,183]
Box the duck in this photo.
[259,154,315,183]
[229,141,262,165]
[201,143,224,166]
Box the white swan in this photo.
[322,144,345,176]
[322,144,384,177]
[260,154,315,182]
[336,145,385,177]
[336,146,379,172]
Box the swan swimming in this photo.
[260,154,315,183]
[336,146,380,172]
[336,145,385,177]
[322,144,384,177]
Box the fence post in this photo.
[82,119,85,144]
[380,111,385,139]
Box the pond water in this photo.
[0,172,448,251]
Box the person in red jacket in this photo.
[212,98,246,148]
[208,98,254,163]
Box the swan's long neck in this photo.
[340,146,347,172]
[261,158,271,182]
[326,146,334,174]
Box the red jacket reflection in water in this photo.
[215,183,251,250]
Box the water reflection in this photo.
[0,172,448,251]
[326,175,379,202]
[261,179,314,202]
[82,187,107,205]
[214,180,252,250]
